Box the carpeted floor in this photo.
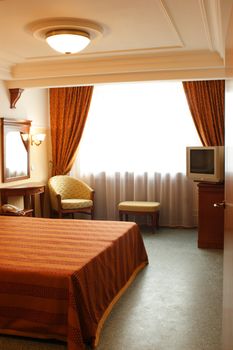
[0,227,223,350]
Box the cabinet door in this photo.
[198,182,224,249]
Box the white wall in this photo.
[0,81,50,215]
[0,81,48,126]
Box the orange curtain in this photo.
[50,86,94,175]
[182,80,225,146]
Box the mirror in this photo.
[1,118,31,182]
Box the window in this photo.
[72,81,201,226]
[76,81,201,175]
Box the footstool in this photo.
[118,201,160,232]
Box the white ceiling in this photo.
[0,0,232,88]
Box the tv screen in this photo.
[186,146,224,182]
[190,149,214,174]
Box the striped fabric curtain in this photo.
[50,86,94,175]
[182,80,225,146]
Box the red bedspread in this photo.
[0,217,148,350]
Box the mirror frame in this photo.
[1,118,31,183]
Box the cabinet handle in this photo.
[213,201,225,208]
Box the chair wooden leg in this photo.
[156,211,160,229]
[151,213,155,233]
[151,211,160,232]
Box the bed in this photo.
[0,216,148,350]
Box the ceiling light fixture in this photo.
[45,29,90,54]
[27,18,103,56]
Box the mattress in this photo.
[0,216,148,350]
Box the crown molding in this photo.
[160,0,184,47]
[1,49,224,83]
[199,0,224,58]
[199,0,214,51]
[212,0,224,57]
[10,50,223,81]
[0,67,11,80]
[0,52,23,79]
[5,50,225,89]
[5,67,226,89]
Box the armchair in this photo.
[48,175,94,219]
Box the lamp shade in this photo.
[45,29,90,54]
[31,133,46,146]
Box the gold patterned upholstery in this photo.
[48,175,94,219]
[118,201,160,212]
[118,201,160,232]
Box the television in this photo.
[186,146,224,183]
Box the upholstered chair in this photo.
[48,175,94,219]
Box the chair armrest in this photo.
[75,182,95,200]
[48,184,60,211]
[90,190,95,202]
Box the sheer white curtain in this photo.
[71,81,201,226]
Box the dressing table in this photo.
[0,182,45,217]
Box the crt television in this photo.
[186,146,224,183]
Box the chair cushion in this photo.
[118,201,160,213]
[61,199,93,210]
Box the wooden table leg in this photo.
[31,195,36,217]
[24,194,31,210]
[40,192,45,217]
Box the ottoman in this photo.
[118,201,160,232]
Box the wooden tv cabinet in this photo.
[198,182,224,249]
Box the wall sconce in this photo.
[31,133,46,146]
[21,133,29,141]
